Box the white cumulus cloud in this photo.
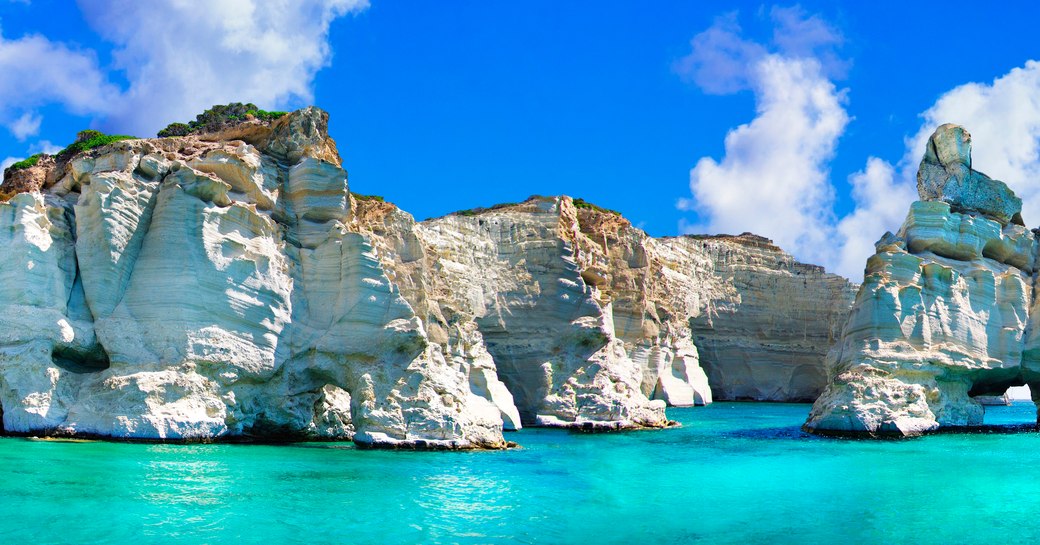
[673,12,765,94]
[681,55,848,267]
[0,25,116,137]
[769,5,847,78]
[834,158,916,278]
[76,0,369,136]
[8,111,41,140]
[678,9,1040,281]
[675,6,845,95]
[677,8,849,268]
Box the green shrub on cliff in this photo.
[58,130,136,159]
[2,131,136,180]
[7,153,42,172]
[157,122,191,137]
[246,109,288,122]
[572,197,620,215]
[453,201,520,217]
[157,103,289,137]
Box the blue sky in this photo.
[3,1,1040,279]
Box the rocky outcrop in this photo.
[0,108,507,449]
[805,124,1038,436]
[572,208,717,409]
[353,196,856,414]
[0,105,858,447]
[917,124,1023,226]
[0,155,55,197]
[353,197,676,430]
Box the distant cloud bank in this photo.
[677,7,1040,280]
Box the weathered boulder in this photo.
[917,123,1023,226]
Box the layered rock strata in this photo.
[805,124,1040,436]
[352,197,682,429]
[353,196,857,414]
[676,234,856,401]
[0,109,506,448]
[0,106,858,446]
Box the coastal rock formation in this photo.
[354,196,856,412]
[351,197,686,430]
[917,123,1023,226]
[805,124,1038,436]
[673,234,856,401]
[0,109,506,448]
[0,105,857,447]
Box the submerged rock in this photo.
[805,125,1039,437]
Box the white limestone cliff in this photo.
[0,105,857,447]
[0,109,507,448]
[672,234,857,401]
[351,197,674,430]
[805,124,1039,436]
[352,195,856,415]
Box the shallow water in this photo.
[3,402,1040,544]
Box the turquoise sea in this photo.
[4,402,1040,544]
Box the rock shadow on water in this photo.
[720,426,821,441]
[803,423,1040,440]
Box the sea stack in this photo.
[805,124,1040,436]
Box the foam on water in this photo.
[4,402,1040,544]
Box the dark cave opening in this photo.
[51,344,111,374]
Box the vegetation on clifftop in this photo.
[352,193,386,203]
[6,154,42,172]
[4,129,136,179]
[453,201,522,217]
[448,195,557,217]
[572,197,620,215]
[157,103,288,137]
[57,130,136,159]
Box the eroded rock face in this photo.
[352,195,856,417]
[806,124,1039,436]
[356,198,673,430]
[0,105,858,446]
[0,108,507,448]
[568,205,716,410]
[917,123,1023,226]
[0,154,56,196]
[664,234,857,401]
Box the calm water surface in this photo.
[3,402,1040,544]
